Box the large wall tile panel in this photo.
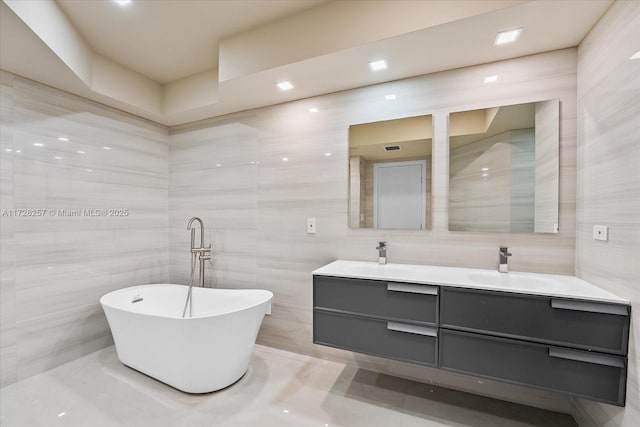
[0,71,169,386]
[573,1,640,426]
[169,49,578,412]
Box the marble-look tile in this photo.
[0,71,169,386]
[573,2,640,427]
[0,73,17,386]
[0,345,578,427]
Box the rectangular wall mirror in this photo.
[349,115,432,230]
[448,100,559,233]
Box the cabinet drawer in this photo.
[441,288,630,354]
[314,276,438,325]
[440,329,626,406]
[314,310,437,367]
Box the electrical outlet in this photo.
[307,217,317,234]
[593,225,608,241]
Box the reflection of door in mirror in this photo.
[448,100,559,233]
[349,115,432,230]
[374,160,426,229]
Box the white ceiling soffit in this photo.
[1,0,612,127]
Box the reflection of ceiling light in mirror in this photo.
[33,143,44,147]
[282,409,289,414]
[308,107,319,113]
[215,164,221,167]
[86,169,93,172]
[103,146,112,150]
[494,28,522,45]
[77,150,85,154]
[482,173,489,177]
[5,148,12,152]
[630,51,640,60]
[324,152,332,156]
[282,157,289,162]
[57,137,69,142]
[484,75,498,83]
[54,156,63,160]
[482,167,489,171]
[276,81,294,91]
[114,0,132,6]
[369,59,388,71]
[15,150,21,153]
[385,94,397,101]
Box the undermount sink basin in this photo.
[464,270,575,292]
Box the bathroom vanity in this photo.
[312,260,631,406]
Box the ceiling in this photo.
[56,0,326,84]
[0,0,613,127]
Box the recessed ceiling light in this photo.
[276,81,294,91]
[494,28,522,45]
[308,107,319,113]
[384,94,397,101]
[324,152,332,157]
[282,157,289,162]
[5,148,12,152]
[482,173,489,177]
[54,156,63,160]
[33,143,44,147]
[57,137,69,142]
[630,51,640,60]
[482,167,489,171]
[114,0,132,6]
[103,146,112,150]
[15,150,21,153]
[215,164,221,167]
[86,169,93,172]
[484,75,498,83]
[369,59,388,72]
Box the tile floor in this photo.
[0,345,577,427]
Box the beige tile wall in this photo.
[0,71,169,387]
[169,48,579,412]
[572,1,640,426]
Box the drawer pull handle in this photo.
[548,347,625,368]
[551,299,628,316]
[387,322,437,337]
[387,283,438,295]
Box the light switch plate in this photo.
[307,217,317,234]
[593,225,608,241]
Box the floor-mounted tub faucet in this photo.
[187,217,212,288]
[498,245,512,273]
[376,241,387,265]
[183,217,212,317]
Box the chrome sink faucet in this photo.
[498,245,512,273]
[376,241,387,265]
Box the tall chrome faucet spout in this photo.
[498,245,512,273]
[187,217,205,250]
[376,241,387,265]
[183,217,213,318]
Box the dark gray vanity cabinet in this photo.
[313,274,630,406]
[313,276,439,367]
[439,288,630,406]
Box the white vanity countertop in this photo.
[313,260,630,305]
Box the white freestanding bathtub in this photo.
[100,284,273,393]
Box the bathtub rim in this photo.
[100,283,273,321]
